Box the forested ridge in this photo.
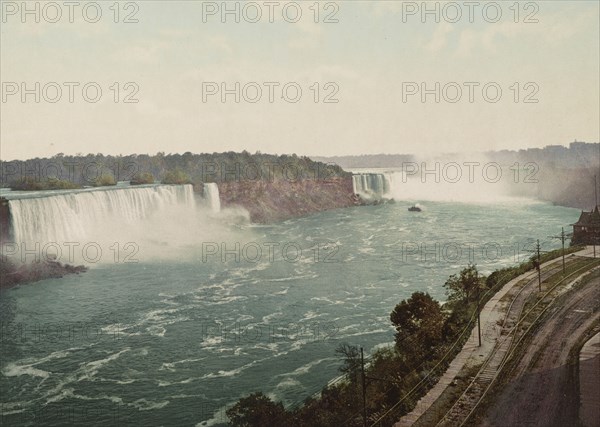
[0,151,349,190]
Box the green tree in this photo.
[335,343,361,381]
[9,177,81,191]
[226,392,291,427]
[390,292,445,354]
[9,177,44,191]
[46,178,80,190]
[161,168,191,185]
[443,264,482,302]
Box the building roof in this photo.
[572,206,600,227]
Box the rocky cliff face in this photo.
[217,177,361,223]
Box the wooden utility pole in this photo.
[477,283,482,347]
[549,228,572,274]
[361,347,367,427]
[560,228,565,273]
[525,240,546,291]
[594,175,598,208]
[536,239,542,291]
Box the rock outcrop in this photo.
[0,258,87,290]
[217,177,361,223]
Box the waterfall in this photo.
[203,183,221,213]
[7,184,197,246]
[352,173,392,200]
[352,169,519,203]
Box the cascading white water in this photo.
[352,173,392,200]
[203,183,221,213]
[8,184,197,246]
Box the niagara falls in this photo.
[2,2,599,426]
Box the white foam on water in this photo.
[79,348,131,381]
[301,310,322,321]
[279,357,336,377]
[159,357,208,372]
[2,363,50,379]
[310,296,345,305]
[262,311,284,323]
[130,398,170,411]
[157,377,195,387]
[200,360,258,379]
[275,377,302,389]
[1,348,78,380]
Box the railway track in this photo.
[433,259,599,427]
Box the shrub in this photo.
[9,177,81,191]
[130,172,155,185]
[162,169,191,185]
[93,174,117,187]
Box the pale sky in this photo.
[1,0,599,160]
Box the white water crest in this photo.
[203,183,221,213]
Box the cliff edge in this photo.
[218,177,361,223]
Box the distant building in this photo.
[571,206,600,246]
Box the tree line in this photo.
[0,151,349,191]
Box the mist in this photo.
[384,153,540,204]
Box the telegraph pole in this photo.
[357,354,404,425]
[536,239,542,291]
[477,283,482,347]
[595,175,598,208]
[594,174,598,258]
[524,240,546,291]
[560,229,565,273]
[361,347,367,427]
[549,228,572,274]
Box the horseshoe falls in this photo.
[352,173,392,200]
